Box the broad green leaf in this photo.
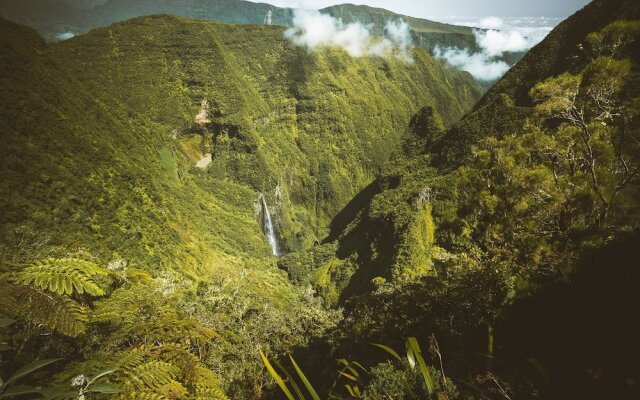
[371,343,402,361]
[406,342,416,369]
[349,361,368,374]
[274,359,306,400]
[86,383,120,393]
[0,385,42,398]
[87,369,116,386]
[338,371,357,382]
[259,350,295,400]
[406,338,434,395]
[344,384,356,397]
[337,359,360,378]
[289,355,320,400]
[0,344,12,352]
[0,317,15,328]
[5,359,61,386]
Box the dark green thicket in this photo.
[295,1,640,398]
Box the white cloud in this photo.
[54,31,77,41]
[434,46,510,81]
[474,29,529,57]
[434,15,555,81]
[284,9,413,61]
[477,16,504,29]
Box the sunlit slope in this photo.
[51,15,482,251]
[0,18,276,275]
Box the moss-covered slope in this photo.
[47,14,481,252]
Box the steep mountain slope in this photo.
[280,0,640,397]
[0,17,309,398]
[48,14,481,252]
[308,0,640,317]
[438,0,640,164]
[0,13,481,398]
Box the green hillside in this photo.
[2,0,639,398]
[276,0,640,398]
[0,12,480,399]
[49,14,481,252]
[0,17,341,398]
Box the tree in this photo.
[530,55,639,226]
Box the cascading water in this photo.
[259,194,281,257]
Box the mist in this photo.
[434,16,553,81]
[284,9,413,61]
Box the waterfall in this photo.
[259,194,281,257]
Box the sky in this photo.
[265,0,591,19]
[278,1,592,81]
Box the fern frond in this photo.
[192,367,229,400]
[196,387,229,400]
[116,345,156,372]
[115,391,169,400]
[129,361,179,389]
[0,279,88,336]
[13,258,108,296]
[124,268,154,284]
[156,379,188,399]
[193,366,224,391]
[158,343,199,382]
[143,318,218,345]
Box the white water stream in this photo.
[259,194,281,256]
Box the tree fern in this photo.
[156,379,188,399]
[0,277,88,337]
[115,391,169,400]
[13,258,109,296]
[196,386,229,400]
[123,360,179,390]
[157,343,199,383]
[193,366,228,400]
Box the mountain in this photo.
[2,0,638,398]
[0,0,520,67]
[279,0,640,398]
[438,0,640,163]
[0,12,481,398]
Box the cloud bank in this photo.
[54,31,77,41]
[284,10,413,61]
[434,47,510,81]
[434,16,554,81]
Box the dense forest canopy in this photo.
[1,0,639,399]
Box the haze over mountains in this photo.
[0,0,539,81]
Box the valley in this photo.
[1,0,639,399]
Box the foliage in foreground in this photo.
[0,257,228,399]
[261,337,457,400]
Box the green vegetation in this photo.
[49,14,481,251]
[1,0,640,399]
[0,10,480,398]
[282,3,640,398]
[261,337,456,400]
